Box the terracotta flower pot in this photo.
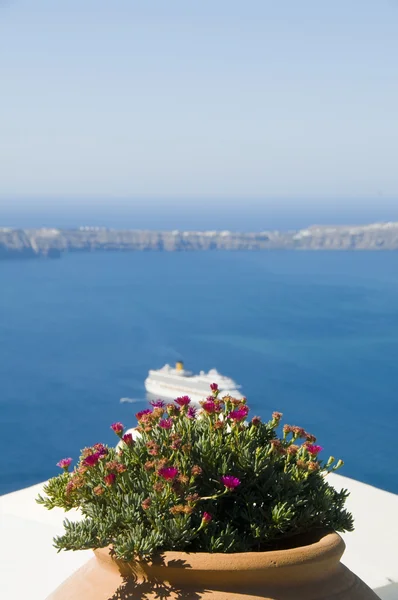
[47,531,379,600]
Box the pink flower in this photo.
[93,443,108,456]
[159,418,173,430]
[210,383,218,392]
[135,409,152,421]
[150,399,165,408]
[84,452,101,467]
[175,395,191,407]
[306,444,323,455]
[122,433,134,446]
[202,512,212,524]
[187,406,197,419]
[158,467,179,481]
[110,422,124,437]
[104,473,116,486]
[272,411,283,421]
[202,399,217,414]
[220,475,241,490]
[56,457,72,470]
[228,406,249,421]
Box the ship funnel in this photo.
[176,361,184,371]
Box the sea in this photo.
[1,249,398,495]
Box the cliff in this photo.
[1,222,398,259]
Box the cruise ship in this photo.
[144,361,243,403]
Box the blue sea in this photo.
[1,250,398,495]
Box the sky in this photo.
[0,0,398,227]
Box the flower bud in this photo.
[333,459,344,471]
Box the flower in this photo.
[271,439,287,455]
[104,473,116,486]
[159,418,173,429]
[146,441,160,456]
[306,444,323,455]
[308,461,320,472]
[251,416,261,426]
[93,443,108,456]
[150,399,165,408]
[272,411,283,421]
[228,405,249,421]
[65,474,84,494]
[187,406,197,419]
[292,426,307,439]
[191,465,202,476]
[220,475,241,490]
[142,497,152,510]
[105,460,126,474]
[158,466,179,480]
[210,383,218,392]
[110,422,124,437]
[170,437,182,450]
[84,452,102,467]
[135,409,152,421]
[93,485,105,496]
[175,395,191,406]
[170,504,185,515]
[201,398,217,414]
[152,407,165,419]
[122,433,134,446]
[202,512,212,524]
[56,457,72,471]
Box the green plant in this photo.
[37,387,353,560]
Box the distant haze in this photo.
[1,199,398,232]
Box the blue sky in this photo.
[0,0,398,222]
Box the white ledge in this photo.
[1,474,397,599]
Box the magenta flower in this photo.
[135,409,152,421]
[175,395,191,407]
[306,444,323,455]
[56,457,72,471]
[122,433,134,446]
[187,406,197,419]
[220,475,241,490]
[228,406,249,421]
[110,422,124,437]
[210,383,218,392]
[150,399,165,408]
[158,467,179,481]
[159,418,173,430]
[202,512,212,524]
[93,443,108,456]
[84,452,101,467]
[202,399,217,414]
[104,473,116,486]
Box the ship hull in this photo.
[144,378,243,404]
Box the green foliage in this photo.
[37,394,354,559]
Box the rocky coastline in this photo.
[1,222,398,259]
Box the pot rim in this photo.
[95,530,345,573]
